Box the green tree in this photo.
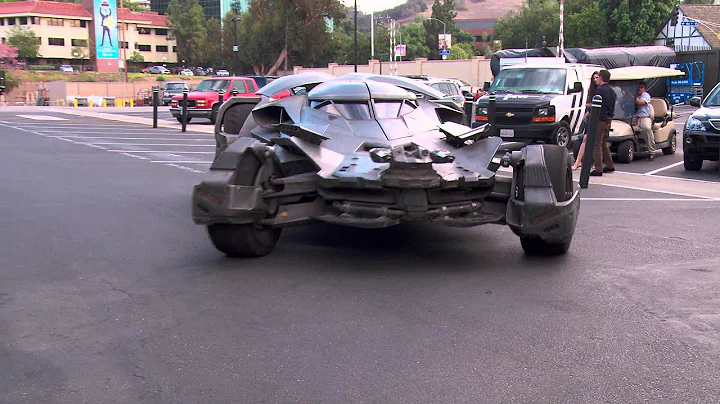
[166,0,209,66]
[423,0,458,58]
[564,0,608,47]
[204,18,222,67]
[123,1,145,11]
[494,0,560,49]
[128,50,145,63]
[399,23,431,60]
[6,26,40,62]
[599,0,674,45]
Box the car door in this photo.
[230,79,247,95]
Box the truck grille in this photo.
[177,100,196,108]
[493,108,534,125]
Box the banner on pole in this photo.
[94,0,119,59]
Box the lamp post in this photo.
[353,0,357,72]
[232,17,241,75]
[426,17,447,59]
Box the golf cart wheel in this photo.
[520,236,572,256]
[684,154,703,171]
[617,140,634,163]
[551,121,571,148]
[223,103,255,135]
[207,150,282,258]
[176,116,192,123]
[662,132,677,155]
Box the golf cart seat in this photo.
[650,98,669,130]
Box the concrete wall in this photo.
[294,56,493,87]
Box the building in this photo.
[0,0,177,70]
[654,4,720,52]
[150,0,248,22]
[455,19,497,51]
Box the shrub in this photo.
[156,75,165,82]
[28,64,57,71]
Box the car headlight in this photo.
[537,107,549,116]
[685,117,706,131]
[476,107,488,116]
[197,100,206,107]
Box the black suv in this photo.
[684,83,720,170]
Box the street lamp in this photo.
[426,17,447,59]
[232,17,241,75]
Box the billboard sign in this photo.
[94,0,119,59]
[438,34,452,49]
[395,44,406,57]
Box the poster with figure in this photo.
[94,0,118,59]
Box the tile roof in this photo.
[118,8,169,27]
[679,4,720,49]
[0,1,92,19]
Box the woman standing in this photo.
[572,71,600,170]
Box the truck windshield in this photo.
[490,68,567,95]
[703,84,720,106]
[195,80,230,92]
[165,83,186,90]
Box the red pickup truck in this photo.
[170,77,258,124]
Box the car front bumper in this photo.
[170,107,213,119]
[683,130,720,160]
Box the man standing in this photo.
[633,81,654,160]
[590,69,616,176]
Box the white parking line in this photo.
[595,182,716,199]
[151,160,213,163]
[165,163,205,173]
[39,130,184,134]
[83,144,108,150]
[75,143,214,146]
[108,150,214,154]
[119,152,149,160]
[0,120,9,123]
[46,136,213,139]
[644,161,685,175]
[581,197,720,202]
[612,170,720,185]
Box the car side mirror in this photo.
[689,97,701,107]
[570,82,583,93]
[464,92,475,101]
[483,82,491,91]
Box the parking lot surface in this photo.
[1,108,720,402]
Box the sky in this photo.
[340,0,408,14]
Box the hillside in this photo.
[372,0,524,23]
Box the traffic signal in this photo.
[671,7,679,26]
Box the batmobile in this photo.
[191,73,580,257]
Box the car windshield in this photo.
[165,83,185,90]
[194,79,230,92]
[703,84,720,106]
[490,68,567,94]
[610,82,638,119]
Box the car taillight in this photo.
[270,89,291,101]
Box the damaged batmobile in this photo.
[191,73,580,257]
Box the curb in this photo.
[45,107,214,134]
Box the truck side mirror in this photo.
[483,82,491,91]
[570,82,583,93]
[689,96,701,107]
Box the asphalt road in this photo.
[1,110,720,402]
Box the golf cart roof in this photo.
[608,66,684,81]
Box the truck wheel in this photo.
[551,121,571,148]
[176,116,192,123]
[206,150,281,258]
[662,132,676,155]
[223,104,255,135]
[520,236,572,256]
[210,105,219,124]
[617,140,634,163]
[541,144,574,202]
[684,154,703,171]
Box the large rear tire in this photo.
[206,150,282,258]
[223,103,255,135]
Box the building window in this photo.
[48,37,65,46]
[172,46,177,53]
[47,18,63,26]
[138,27,151,35]
[120,41,129,49]
[138,44,151,52]
[69,20,81,27]
[81,20,87,27]
[0,18,4,26]
[34,37,41,45]
[71,39,88,47]
[155,28,168,36]
[19,17,27,25]
[7,18,15,25]
[156,45,168,52]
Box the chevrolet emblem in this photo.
[505,112,515,118]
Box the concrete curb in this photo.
[45,107,214,134]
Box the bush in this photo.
[156,75,165,82]
[28,64,57,71]
[3,70,22,92]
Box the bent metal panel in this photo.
[94,0,119,59]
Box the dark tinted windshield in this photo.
[490,68,567,94]
[194,79,230,92]
[703,83,720,106]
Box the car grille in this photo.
[707,119,720,132]
[176,100,196,108]
[492,108,534,125]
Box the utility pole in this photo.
[284,10,288,74]
[371,11,374,62]
[354,0,357,72]
[232,17,241,75]
[119,0,128,82]
[558,0,564,57]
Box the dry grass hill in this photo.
[382,0,524,23]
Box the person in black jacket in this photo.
[590,69,616,176]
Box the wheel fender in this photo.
[504,144,579,242]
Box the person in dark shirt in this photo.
[590,69,616,176]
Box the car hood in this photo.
[171,91,219,100]
[476,93,557,107]
[692,106,720,118]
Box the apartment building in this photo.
[0,1,176,68]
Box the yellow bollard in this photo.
[130,99,134,107]
[103,98,107,107]
[88,99,93,107]
[73,98,78,107]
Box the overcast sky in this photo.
[340,0,408,14]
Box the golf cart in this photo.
[606,66,684,163]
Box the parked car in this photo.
[170,77,259,124]
[180,69,194,76]
[216,69,230,77]
[242,75,278,89]
[684,81,720,170]
[59,65,73,73]
[148,65,171,74]
[194,68,207,76]
[162,81,189,106]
